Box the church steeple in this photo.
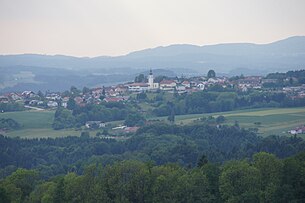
[148,69,154,89]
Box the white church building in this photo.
[148,69,159,90]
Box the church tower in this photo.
[148,69,154,89]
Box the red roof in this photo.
[160,80,176,85]
[123,127,140,133]
[128,83,149,87]
[103,97,124,102]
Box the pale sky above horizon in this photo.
[1,0,305,57]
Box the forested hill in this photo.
[1,123,305,202]
[1,123,305,177]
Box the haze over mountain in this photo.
[1,36,305,73]
[1,36,305,92]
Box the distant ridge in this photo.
[1,36,305,74]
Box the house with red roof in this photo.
[160,80,176,91]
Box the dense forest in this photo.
[1,151,305,203]
[1,123,305,178]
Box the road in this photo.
[24,105,45,111]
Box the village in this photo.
[1,69,305,135]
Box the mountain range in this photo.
[1,36,305,92]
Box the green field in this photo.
[1,107,305,139]
[0,110,82,138]
[0,110,126,138]
[171,107,305,137]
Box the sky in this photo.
[0,0,305,57]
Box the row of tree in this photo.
[152,90,305,116]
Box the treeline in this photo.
[153,91,305,116]
[52,102,137,129]
[0,102,24,113]
[1,123,305,179]
[266,69,305,86]
[1,151,305,203]
[0,118,21,131]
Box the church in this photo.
[147,69,159,90]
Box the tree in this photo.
[0,187,10,203]
[167,102,175,123]
[197,154,208,167]
[124,113,145,127]
[37,90,44,98]
[207,69,216,78]
[70,86,80,95]
[216,115,225,124]
[220,161,260,202]
[135,74,145,83]
[253,152,283,202]
[102,86,106,96]
[67,98,76,110]
[137,92,147,100]
[1,169,39,202]
[82,86,90,94]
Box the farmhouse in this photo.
[85,121,106,129]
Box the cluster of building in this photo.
[1,70,305,110]
[0,91,60,108]
[289,126,305,135]
[125,69,227,93]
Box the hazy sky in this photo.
[1,0,305,57]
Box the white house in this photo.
[128,83,149,92]
[47,101,58,108]
[197,83,205,90]
[181,81,191,88]
[160,80,177,91]
[85,121,106,129]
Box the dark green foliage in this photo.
[124,113,145,127]
[153,89,305,117]
[0,152,305,203]
[197,154,208,167]
[208,69,216,78]
[52,107,75,130]
[53,102,132,129]
[136,92,147,100]
[134,74,145,83]
[266,69,305,86]
[66,97,76,110]
[1,123,305,178]
[0,102,24,112]
[0,118,21,130]
[216,115,225,124]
